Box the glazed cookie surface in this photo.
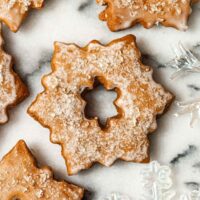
[28,35,173,175]
[97,0,194,31]
[0,140,84,200]
[0,24,28,124]
[0,0,44,32]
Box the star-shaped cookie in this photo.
[28,35,173,175]
[0,140,84,200]
[97,0,195,31]
[0,0,44,32]
[0,24,28,124]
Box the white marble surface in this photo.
[1,0,200,199]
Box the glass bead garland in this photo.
[175,99,200,127]
[166,42,200,80]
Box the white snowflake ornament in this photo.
[101,162,200,200]
[180,190,200,200]
[167,42,200,80]
[141,161,176,200]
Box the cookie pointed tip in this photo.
[15,140,29,151]
[16,139,27,145]
[123,34,136,41]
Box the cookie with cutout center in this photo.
[28,35,173,175]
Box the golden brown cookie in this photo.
[28,35,173,175]
[97,0,194,31]
[0,140,84,200]
[0,24,28,124]
[0,0,44,32]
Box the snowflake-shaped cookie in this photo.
[0,140,84,199]
[0,24,28,124]
[97,0,195,31]
[0,0,44,32]
[28,35,173,175]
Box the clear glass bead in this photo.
[166,42,200,80]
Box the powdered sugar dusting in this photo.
[0,29,17,124]
[0,140,84,200]
[28,35,173,175]
[6,0,31,11]
[0,24,27,124]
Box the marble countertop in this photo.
[1,0,200,199]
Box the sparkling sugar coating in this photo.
[0,0,44,32]
[97,0,194,31]
[28,35,173,175]
[0,140,84,200]
[0,24,28,124]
